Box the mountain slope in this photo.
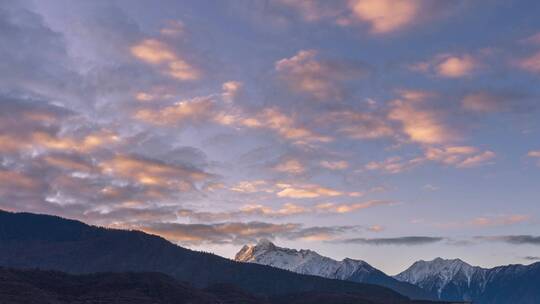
[235,239,436,300]
[395,257,540,304]
[0,267,459,304]
[0,210,407,302]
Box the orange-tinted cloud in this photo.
[425,146,495,168]
[275,50,366,100]
[367,146,495,173]
[130,39,200,80]
[134,96,214,125]
[471,214,530,227]
[230,180,271,193]
[388,97,457,145]
[276,182,343,199]
[234,108,333,144]
[135,221,356,245]
[42,154,95,173]
[0,169,41,191]
[436,54,477,77]
[315,200,393,213]
[410,54,479,78]
[320,160,349,170]
[273,159,305,174]
[348,0,421,34]
[12,130,119,154]
[528,150,540,158]
[222,81,243,103]
[100,154,210,189]
[365,156,423,174]
[324,111,394,140]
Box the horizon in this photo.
[1,0,539,275]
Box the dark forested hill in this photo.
[0,267,460,304]
[0,210,407,302]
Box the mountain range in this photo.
[395,257,540,304]
[235,240,540,304]
[0,267,464,304]
[0,210,430,304]
[235,239,436,300]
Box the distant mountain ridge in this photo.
[395,257,540,304]
[235,239,436,300]
[0,210,410,303]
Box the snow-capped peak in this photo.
[234,239,373,281]
[396,257,477,285]
[395,257,486,299]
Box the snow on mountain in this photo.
[235,239,436,300]
[235,239,373,280]
[395,257,488,301]
[395,258,540,303]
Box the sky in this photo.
[0,0,539,275]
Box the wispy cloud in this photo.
[471,214,531,227]
[130,39,201,80]
[273,159,306,174]
[320,160,349,170]
[337,236,444,246]
[515,51,540,74]
[477,235,540,246]
[134,221,359,245]
[275,49,368,100]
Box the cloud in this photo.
[461,91,530,113]
[0,169,42,191]
[222,81,243,103]
[273,0,459,35]
[528,150,540,158]
[524,256,540,261]
[515,51,540,74]
[275,49,368,100]
[424,146,496,168]
[365,156,422,174]
[478,235,540,246]
[134,221,358,245]
[367,225,384,232]
[410,53,479,78]
[275,0,342,22]
[436,54,478,78]
[320,160,349,170]
[347,0,422,34]
[160,20,185,37]
[273,159,306,174]
[471,214,531,227]
[176,199,389,223]
[230,180,272,193]
[41,153,96,173]
[178,203,310,222]
[324,111,395,140]
[388,92,458,144]
[315,200,393,213]
[520,32,540,45]
[275,183,343,199]
[235,108,333,144]
[134,96,215,125]
[130,38,201,80]
[338,236,444,245]
[99,154,212,189]
[366,146,495,174]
